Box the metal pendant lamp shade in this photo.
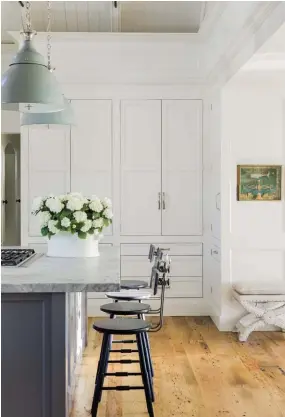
[21,96,75,126]
[1,32,64,113]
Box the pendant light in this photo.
[1,2,64,113]
[21,1,75,126]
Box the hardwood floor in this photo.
[71,317,285,417]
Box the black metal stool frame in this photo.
[91,323,154,417]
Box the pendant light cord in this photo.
[25,1,32,33]
[47,1,52,71]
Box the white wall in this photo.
[219,75,285,329]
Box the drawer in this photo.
[121,255,202,277]
[121,276,202,298]
[121,243,202,256]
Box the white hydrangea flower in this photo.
[48,219,59,234]
[102,197,112,208]
[66,197,84,211]
[45,197,64,214]
[38,211,51,226]
[61,217,71,228]
[58,194,67,202]
[103,208,113,219]
[89,198,103,213]
[73,211,87,223]
[32,196,43,212]
[93,218,104,228]
[94,229,99,236]
[68,192,83,199]
[81,219,92,233]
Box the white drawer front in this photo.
[120,276,202,298]
[121,255,202,277]
[121,243,202,256]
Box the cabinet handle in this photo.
[216,193,221,211]
[211,249,219,255]
[2,200,8,204]
[162,192,166,210]
[16,199,21,203]
[158,192,161,210]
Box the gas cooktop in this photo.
[1,249,36,267]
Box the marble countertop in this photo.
[1,246,120,293]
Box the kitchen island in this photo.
[1,246,120,417]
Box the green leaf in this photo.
[103,218,110,227]
[78,231,87,239]
[88,227,95,235]
[41,226,49,237]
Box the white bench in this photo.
[232,281,285,342]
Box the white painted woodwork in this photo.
[162,100,203,236]
[28,126,70,237]
[121,255,202,277]
[120,100,162,236]
[71,100,112,198]
[120,276,203,298]
[120,243,202,256]
[71,100,112,235]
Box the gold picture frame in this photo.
[237,165,282,201]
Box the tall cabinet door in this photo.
[162,100,202,236]
[71,100,112,234]
[121,100,161,236]
[27,126,70,237]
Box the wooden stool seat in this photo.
[121,279,149,290]
[93,318,150,335]
[101,302,151,316]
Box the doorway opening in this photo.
[1,134,21,246]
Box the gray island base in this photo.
[1,246,120,417]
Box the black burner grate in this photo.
[1,249,35,266]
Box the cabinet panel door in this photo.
[162,100,202,236]
[120,100,161,235]
[71,100,112,235]
[28,126,70,237]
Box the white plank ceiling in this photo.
[1,1,208,43]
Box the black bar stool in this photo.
[91,318,154,417]
[99,301,154,387]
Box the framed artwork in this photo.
[237,165,282,201]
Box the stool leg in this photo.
[95,332,108,385]
[91,333,109,416]
[99,334,111,402]
[139,313,154,378]
[137,333,155,417]
[141,332,155,402]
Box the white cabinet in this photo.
[71,100,112,199]
[71,100,113,235]
[120,99,202,237]
[162,100,202,235]
[27,126,70,237]
[120,100,162,235]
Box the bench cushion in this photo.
[233,281,285,295]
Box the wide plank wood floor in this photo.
[71,317,285,417]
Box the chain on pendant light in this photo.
[2,1,64,113]
[21,1,75,125]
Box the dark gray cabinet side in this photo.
[1,293,66,417]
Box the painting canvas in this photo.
[237,165,282,201]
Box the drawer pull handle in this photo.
[212,249,219,255]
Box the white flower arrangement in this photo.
[32,193,113,239]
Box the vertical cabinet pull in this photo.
[162,192,166,210]
[158,192,161,210]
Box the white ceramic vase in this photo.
[47,232,100,258]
